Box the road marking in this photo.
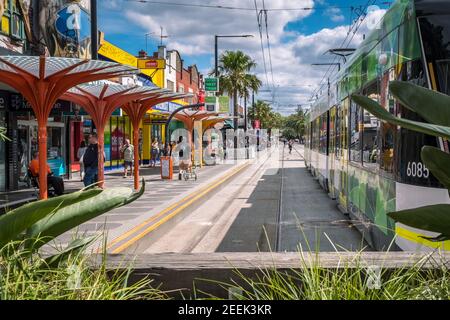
[108,161,250,253]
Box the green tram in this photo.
[304,0,450,251]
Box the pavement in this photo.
[46,161,241,252]
[144,143,369,253]
[216,144,370,252]
[7,144,370,253]
[276,145,370,252]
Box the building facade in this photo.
[0,1,206,192]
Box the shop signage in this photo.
[98,40,137,67]
[205,77,219,92]
[205,96,217,112]
[153,101,182,113]
[137,59,166,70]
[55,4,91,44]
[218,96,230,114]
[9,94,32,112]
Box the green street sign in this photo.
[205,77,219,92]
[205,96,216,104]
[218,96,230,113]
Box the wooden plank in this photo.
[95,252,450,269]
[87,252,450,298]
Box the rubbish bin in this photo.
[160,156,173,180]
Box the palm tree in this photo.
[216,50,262,128]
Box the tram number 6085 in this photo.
[406,161,429,179]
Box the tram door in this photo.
[337,98,349,210]
[328,106,337,199]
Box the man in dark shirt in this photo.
[82,133,100,187]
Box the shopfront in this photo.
[0,90,68,192]
[80,109,132,171]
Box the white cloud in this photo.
[325,7,345,23]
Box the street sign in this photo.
[205,77,219,92]
[205,96,218,112]
[137,58,166,69]
[218,96,230,114]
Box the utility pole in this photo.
[90,0,98,59]
[213,34,253,159]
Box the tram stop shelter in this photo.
[0,55,139,199]
[63,84,191,190]
[122,92,191,189]
[173,110,224,167]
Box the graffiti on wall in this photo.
[39,0,91,58]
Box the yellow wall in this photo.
[98,39,169,162]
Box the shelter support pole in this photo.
[37,118,48,199]
[97,126,105,188]
[132,122,140,190]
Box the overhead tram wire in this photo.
[310,0,377,101]
[309,2,372,100]
[254,0,270,88]
[125,0,359,12]
[309,0,377,102]
[262,0,275,92]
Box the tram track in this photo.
[182,146,279,253]
[140,146,279,253]
[275,144,285,252]
[275,143,303,252]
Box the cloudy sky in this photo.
[98,0,388,115]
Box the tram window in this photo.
[379,69,396,174]
[349,100,362,163]
[329,107,337,156]
[312,118,319,151]
[396,60,441,187]
[335,106,341,159]
[362,81,380,168]
[319,113,327,154]
[419,15,450,94]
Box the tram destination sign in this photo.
[205,77,219,92]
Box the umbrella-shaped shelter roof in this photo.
[0,55,139,199]
[122,91,193,189]
[63,83,193,189]
[62,83,168,188]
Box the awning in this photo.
[0,47,24,56]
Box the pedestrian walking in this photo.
[83,133,101,187]
[77,140,87,181]
[288,139,293,154]
[150,138,160,167]
[120,138,134,178]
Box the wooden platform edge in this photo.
[85,252,450,298]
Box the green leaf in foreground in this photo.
[0,188,102,249]
[25,181,145,249]
[351,94,450,140]
[390,80,450,127]
[421,146,450,190]
[387,204,450,241]
[43,236,97,268]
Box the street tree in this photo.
[216,50,262,123]
[248,100,282,131]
